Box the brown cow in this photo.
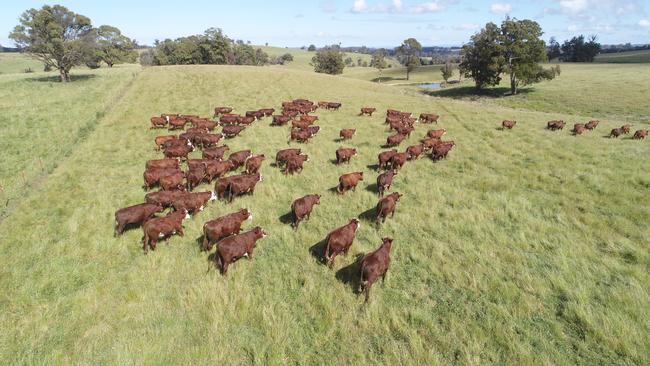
[376,192,403,223]
[419,113,439,124]
[396,125,414,137]
[193,119,218,131]
[196,133,223,148]
[276,148,301,167]
[377,170,397,197]
[292,120,312,130]
[427,129,446,139]
[359,237,392,303]
[222,124,245,138]
[390,152,408,170]
[145,190,187,208]
[155,135,177,150]
[172,191,216,215]
[432,143,454,160]
[214,107,233,116]
[284,154,309,175]
[386,133,407,147]
[271,115,291,126]
[202,145,229,160]
[151,117,167,129]
[227,173,262,202]
[291,194,321,229]
[585,120,599,130]
[610,128,624,138]
[324,219,360,267]
[114,203,163,236]
[186,164,207,191]
[406,144,424,159]
[163,144,192,160]
[202,208,252,251]
[300,115,319,123]
[378,149,398,170]
[228,150,252,170]
[502,120,516,130]
[159,172,185,191]
[245,154,266,174]
[336,148,357,164]
[340,129,356,140]
[146,159,179,171]
[290,128,314,143]
[220,114,240,125]
[246,110,264,120]
[547,120,565,130]
[360,107,376,116]
[572,123,587,135]
[621,124,632,134]
[338,172,364,194]
[633,129,648,140]
[205,160,234,181]
[259,108,275,117]
[214,227,267,275]
[143,167,182,190]
[238,116,256,125]
[142,209,189,253]
[168,117,187,130]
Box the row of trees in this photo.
[9,5,137,82]
[547,35,601,62]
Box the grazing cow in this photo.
[378,149,398,170]
[202,145,229,160]
[284,154,309,175]
[406,144,424,159]
[146,159,179,170]
[386,133,407,147]
[432,143,454,160]
[376,192,403,224]
[585,120,599,130]
[228,150,252,170]
[282,110,299,119]
[377,170,397,197]
[307,125,320,136]
[291,194,321,229]
[259,108,275,117]
[359,237,392,303]
[318,101,329,109]
[338,172,364,194]
[245,154,266,174]
[239,116,256,125]
[336,148,357,164]
[419,113,439,124]
[609,128,624,138]
[162,138,191,151]
[396,125,414,138]
[324,219,360,267]
[340,129,356,140]
[502,120,516,130]
[114,203,163,236]
[292,120,312,130]
[275,148,301,167]
[633,129,648,140]
[227,173,262,202]
[145,190,187,208]
[172,191,216,215]
[222,125,245,138]
[300,115,319,123]
[193,119,218,131]
[386,109,401,117]
[390,152,408,171]
[142,209,189,253]
[163,144,192,160]
[150,117,167,129]
[547,120,565,130]
[143,167,182,190]
[159,172,185,191]
[186,164,207,191]
[572,123,587,136]
[202,208,252,251]
[327,102,342,110]
[205,160,234,181]
[271,115,291,126]
[214,174,259,200]
[427,129,446,139]
[621,124,632,134]
[246,110,264,120]
[196,133,223,148]
[168,117,188,130]
[290,128,314,143]
[155,135,177,150]
[360,107,376,116]
[220,114,240,125]
[214,107,233,116]
[214,227,267,275]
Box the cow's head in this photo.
[351,218,360,230]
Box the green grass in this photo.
[345,64,447,84]
[594,50,650,63]
[0,65,140,217]
[0,53,47,74]
[0,64,649,365]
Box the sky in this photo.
[2,1,649,48]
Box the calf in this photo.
[609,128,624,138]
[376,192,403,224]
[572,123,587,135]
[621,124,632,134]
[338,172,364,194]
[378,149,398,170]
[271,115,291,126]
[222,124,245,138]
[245,154,266,174]
[146,159,179,170]
[276,148,301,167]
[359,237,393,303]
[150,117,167,129]
[202,145,229,160]
[145,190,187,208]
[142,209,189,253]
[215,227,267,275]
[284,154,309,175]
[377,170,397,197]
[427,129,446,139]
[390,152,408,170]
[291,194,321,229]
[419,113,439,124]
[228,150,252,170]
[159,171,185,191]
[114,203,163,236]
[340,129,356,140]
[386,133,407,147]
[585,120,599,130]
[202,208,252,251]
[502,120,516,130]
[324,219,360,267]
[214,106,233,116]
[406,144,424,159]
[360,107,376,116]
[336,148,357,164]
[172,191,216,215]
[633,129,648,140]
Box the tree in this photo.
[344,56,353,66]
[93,25,137,67]
[311,46,345,75]
[500,18,549,94]
[396,38,422,80]
[560,35,601,62]
[441,62,453,85]
[459,22,504,90]
[370,49,388,80]
[307,44,316,51]
[10,5,95,82]
[547,37,561,61]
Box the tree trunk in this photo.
[406,69,410,81]
[510,73,517,95]
[59,68,70,83]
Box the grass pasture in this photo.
[594,49,650,63]
[0,64,649,364]
[0,53,46,74]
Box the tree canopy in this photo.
[311,46,345,75]
[560,35,601,62]
[395,38,422,80]
[93,25,137,67]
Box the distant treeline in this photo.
[305,45,461,64]
[600,43,650,54]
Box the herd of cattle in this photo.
[502,118,647,139]
[114,98,645,302]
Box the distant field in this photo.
[0,53,46,74]
[344,64,447,84]
[260,45,399,73]
[594,50,650,63]
[0,64,648,365]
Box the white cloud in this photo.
[558,0,588,13]
[411,2,445,13]
[639,19,650,29]
[453,23,480,31]
[352,0,368,13]
[393,0,403,11]
[350,0,404,13]
[490,3,512,14]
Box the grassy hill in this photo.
[0,64,648,364]
[594,50,650,63]
[0,53,46,74]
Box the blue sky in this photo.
[2,1,649,48]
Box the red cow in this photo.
[291,194,321,229]
[214,227,267,275]
[359,237,392,303]
[324,219,360,267]
[376,192,403,223]
[202,208,252,251]
[114,203,163,236]
[338,172,363,194]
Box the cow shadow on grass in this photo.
[366,163,380,171]
[309,238,328,265]
[358,206,377,224]
[421,86,533,99]
[278,211,293,225]
[365,183,379,195]
[27,74,97,83]
[335,254,365,294]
